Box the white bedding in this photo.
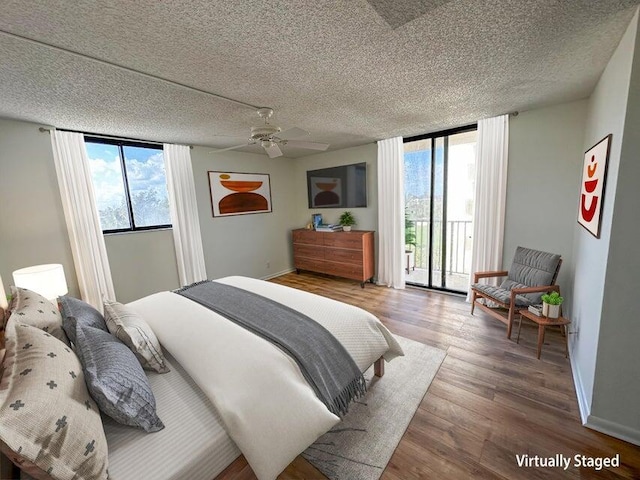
[104,352,240,480]
[128,276,403,480]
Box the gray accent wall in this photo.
[293,143,378,231]
[570,9,640,444]
[190,146,299,281]
[504,100,587,307]
[104,229,179,303]
[0,118,80,297]
[292,143,379,277]
[0,118,301,304]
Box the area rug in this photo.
[303,336,446,480]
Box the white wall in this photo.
[504,100,587,304]
[570,10,636,413]
[293,143,378,230]
[0,118,80,297]
[190,146,299,280]
[570,9,639,444]
[590,9,640,443]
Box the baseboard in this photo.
[569,350,591,425]
[585,414,640,446]
[261,268,295,281]
[568,350,640,446]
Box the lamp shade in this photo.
[13,264,68,301]
[0,274,8,309]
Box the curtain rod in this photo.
[38,127,193,149]
[1,29,259,111]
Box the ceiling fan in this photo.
[211,107,330,158]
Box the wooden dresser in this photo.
[292,229,375,287]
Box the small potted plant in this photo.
[405,211,416,250]
[541,291,563,318]
[339,211,356,232]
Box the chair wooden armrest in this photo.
[473,270,509,283]
[510,284,560,297]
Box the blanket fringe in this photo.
[173,279,211,294]
[330,374,367,417]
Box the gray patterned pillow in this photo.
[103,300,169,373]
[58,295,108,346]
[0,319,108,480]
[9,287,69,346]
[74,323,164,433]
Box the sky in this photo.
[84,142,167,208]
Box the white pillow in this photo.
[103,301,169,373]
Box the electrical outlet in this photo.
[266,261,270,269]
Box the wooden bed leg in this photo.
[374,357,384,377]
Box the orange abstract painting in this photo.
[208,171,272,217]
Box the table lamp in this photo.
[0,275,7,311]
[12,264,68,301]
[0,274,8,331]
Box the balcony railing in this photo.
[409,219,473,276]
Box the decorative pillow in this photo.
[0,319,108,480]
[74,323,164,433]
[103,300,169,373]
[58,295,108,346]
[9,287,69,346]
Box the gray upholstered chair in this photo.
[470,246,562,339]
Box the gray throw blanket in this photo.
[175,281,366,417]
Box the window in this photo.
[404,125,477,293]
[84,137,171,233]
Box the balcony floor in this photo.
[406,267,469,292]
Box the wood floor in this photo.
[218,272,640,480]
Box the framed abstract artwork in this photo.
[577,134,612,238]
[208,171,272,217]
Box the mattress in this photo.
[103,351,240,480]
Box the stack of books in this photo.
[315,223,343,232]
[528,304,544,316]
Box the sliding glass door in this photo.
[404,126,477,293]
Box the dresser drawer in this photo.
[294,244,324,260]
[294,257,327,274]
[324,261,364,281]
[292,229,375,286]
[324,247,363,264]
[323,233,364,250]
[292,229,324,245]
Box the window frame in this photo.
[403,123,477,294]
[84,136,172,234]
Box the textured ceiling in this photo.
[0,0,638,158]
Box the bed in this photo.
[0,276,404,480]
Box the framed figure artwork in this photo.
[208,171,272,217]
[577,134,612,238]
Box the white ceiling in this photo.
[0,0,638,157]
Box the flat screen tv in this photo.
[307,162,367,208]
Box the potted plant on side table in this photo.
[338,211,356,232]
[541,291,564,319]
[405,212,417,273]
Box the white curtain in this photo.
[467,114,510,299]
[51,130,115,309]
[377,137,405,289]
[163,144,207,286]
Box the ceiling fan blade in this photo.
[277,127,310,140]
[264,143,283,158]
[209,143,248,154]
[285,140,330,151]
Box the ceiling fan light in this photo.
[261,140,275,148]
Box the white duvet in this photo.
[127,276,403,480]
